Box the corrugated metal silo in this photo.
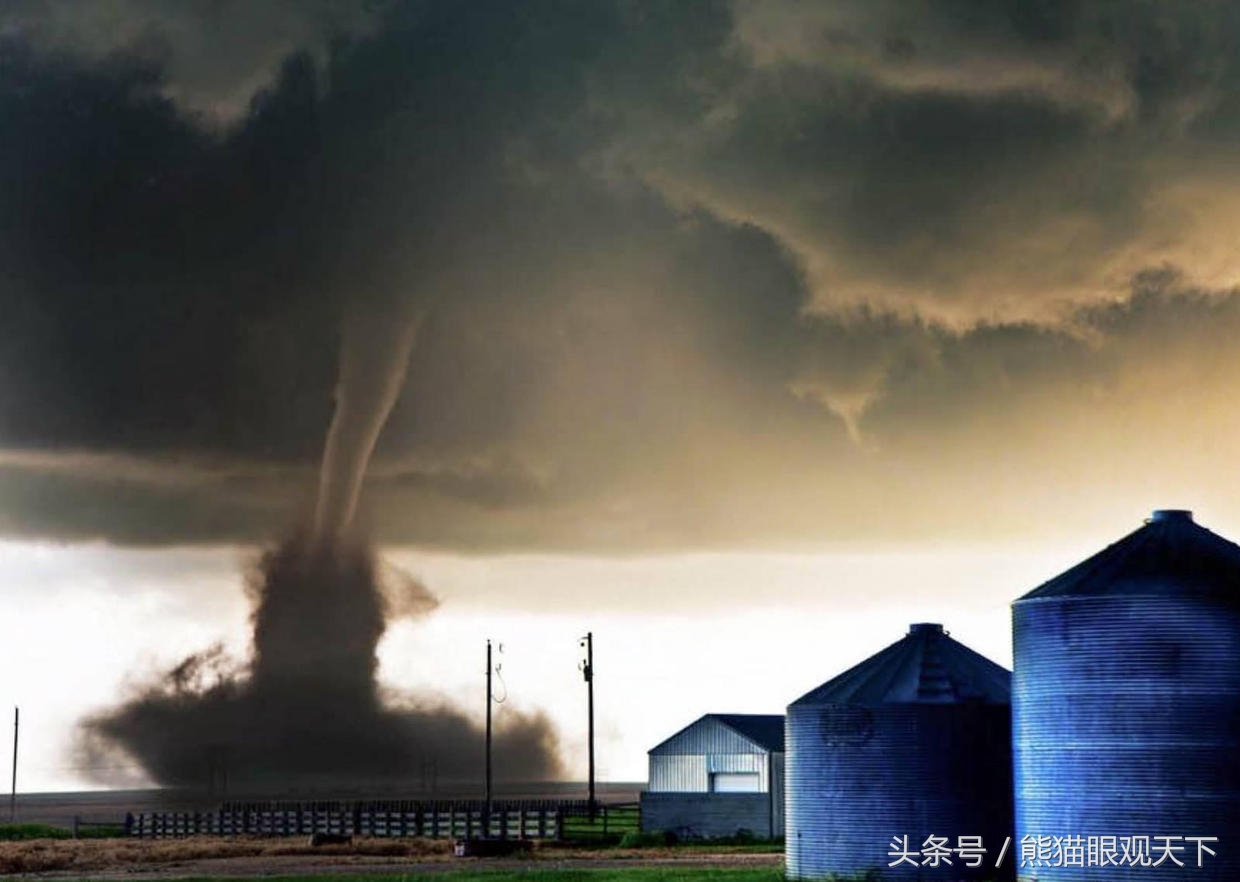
[787,623,1013,880]
[1013,509,1240,881]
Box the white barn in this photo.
[641,713,785,839]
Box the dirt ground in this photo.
[0,837,784,879]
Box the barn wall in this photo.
[648,754,708,792]
[640,792,773,838]
[650,752,772,792]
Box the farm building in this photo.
[640,713,785,839]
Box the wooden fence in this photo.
[126,798,635,840]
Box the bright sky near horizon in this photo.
[3,532,1138,793]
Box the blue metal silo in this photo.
[786,623,1013,880]
[1012,509,1240,881]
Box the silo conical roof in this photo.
[1019,509,1240,600]
[790,622,1010,707]
[786,623,1015,880]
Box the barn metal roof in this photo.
[708,714,785,752]
[790,623,1010,707]
[1019,509,1240,601]
[648,713,785,754]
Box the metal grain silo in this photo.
[787,623,1013,880]
[1013,509,1240,881]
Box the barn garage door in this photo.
[712,772,761,792]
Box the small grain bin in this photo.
[1013,509,1240,881]
[786,623,1013,880]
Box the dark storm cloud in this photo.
[634,1,1240,321]
[4,1,1240,550]
[0,0,383,119]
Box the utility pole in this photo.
[580,633,595,820]
[10,707,17,823]
[485,639,493,836]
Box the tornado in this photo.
[77,310,563,793]
[314,311,421,542]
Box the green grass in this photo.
[76,824,128,839]
[817,875,1006,882]
[557,805,783,852]
[0,823,74,840]
[667,841,782,854]
[559,805,641,843]
[46,872,784,882]
[0,821,126,840]
[611,832,782,853]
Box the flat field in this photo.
[16,873,785,882]
[0,836,783,879]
